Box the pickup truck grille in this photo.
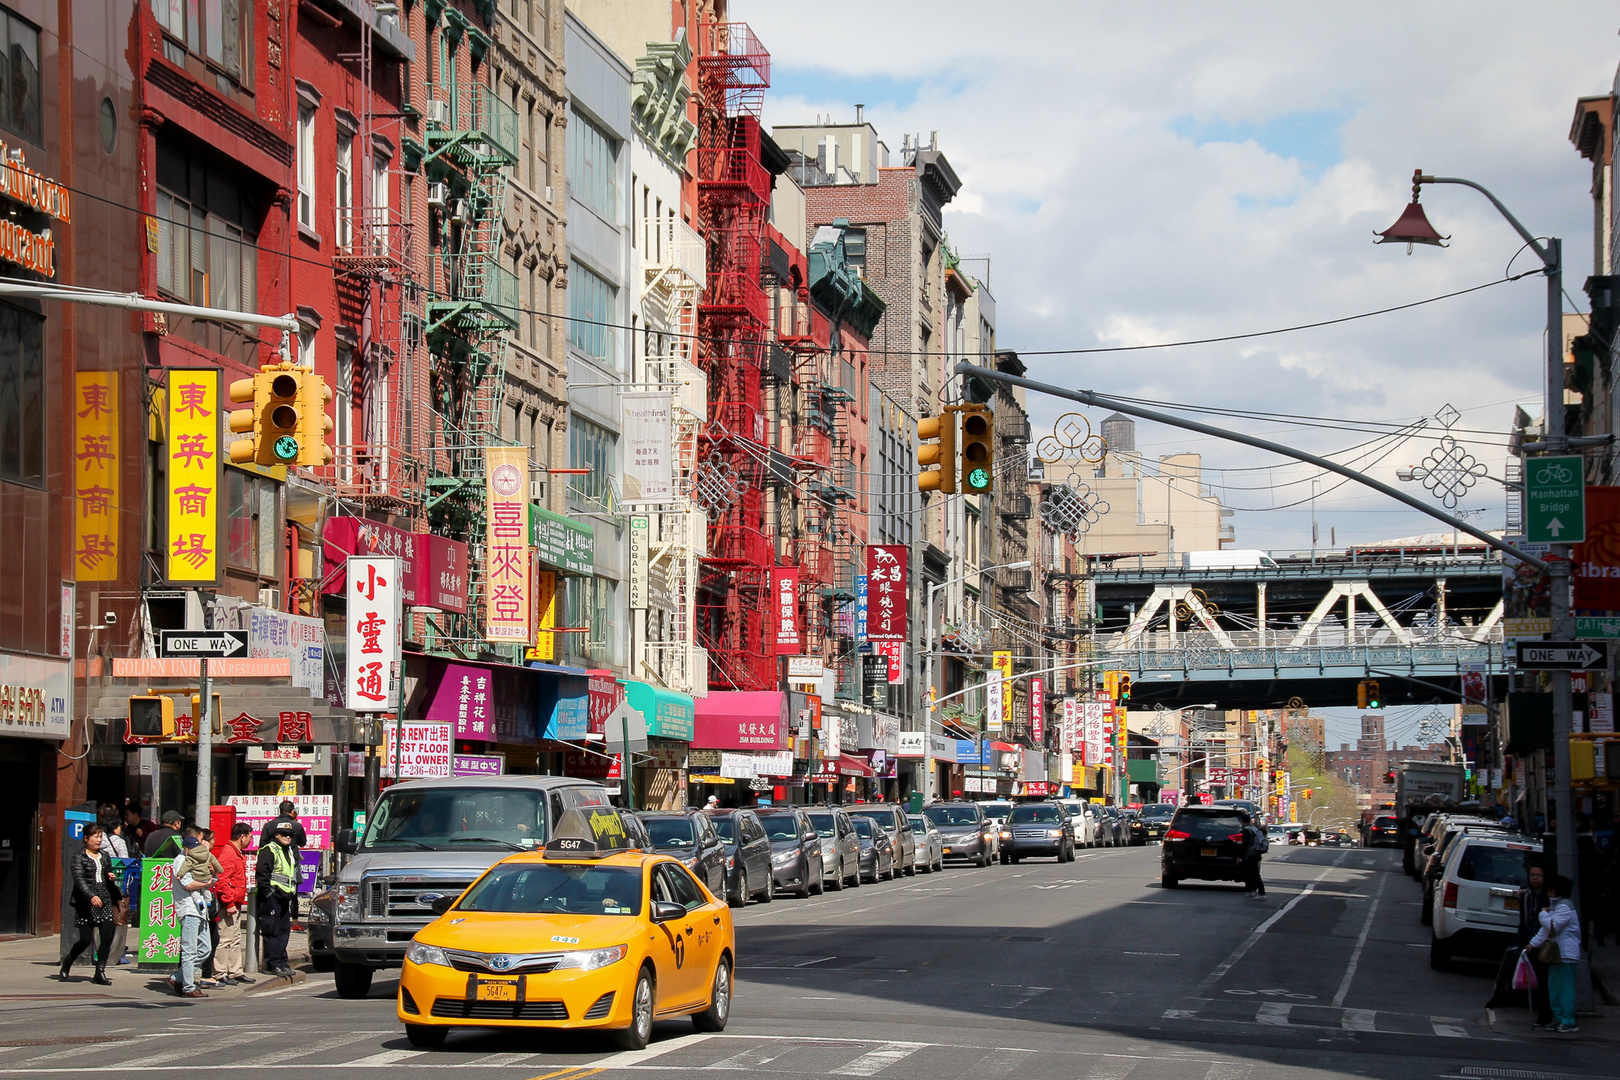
[365,879,475,920]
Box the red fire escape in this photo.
[695,22,775,691]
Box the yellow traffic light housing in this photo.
[128,695,175,739]
[1118,675,1132,703]
[917,408,957,494]
[1356,680,1369,709]
[229,364,334,467]
[959,405,994,493]
[189,692,223,737]
[1366,680,1382,709]
[1302,788,1313,800]
[298,371,335,467]
[227,375,260,464]
[262,367,302,465]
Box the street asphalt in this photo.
[0,845,1616,1078]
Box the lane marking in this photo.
[591,1033,716,1071]
[830,1041,925,1076]
[1193,865,1338,995]
[1331,871,1387,1007]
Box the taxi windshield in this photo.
[457,863,644,916]
[363,787,546,851]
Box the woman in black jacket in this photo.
[60,823,120,984]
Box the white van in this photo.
[1182,550,1278,570]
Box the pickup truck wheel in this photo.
[334,961,373,999]
[311,953,335,973]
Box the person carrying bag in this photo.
[1529,874,1583,1033]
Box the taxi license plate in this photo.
[1201,847,1218,857]
[475,980,519,1002]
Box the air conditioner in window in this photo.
[258,587,281,611]
[427,182,448,207]
[427,99,450,126]
[449,199,471,223]
[530,479,546,501]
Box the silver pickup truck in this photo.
[309,774,612,998]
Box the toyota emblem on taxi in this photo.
[490,955,514,971]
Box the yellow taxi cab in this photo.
[396,807,735,1050]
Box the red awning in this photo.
[989,741,1018,753]
[837,753,875,777]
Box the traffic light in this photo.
[1118,675,1132,703]
[1302,788,1314,800]
[1366,680,1381,709]
[1356,680,1367,709]
[227,364,334,467]
[916,408,957,494]
[1384,768,1397,785]
[959,404,994,493]
[190,692,223,736]
[128,695,175,739]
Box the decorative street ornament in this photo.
[1416,705,1453,745]
[1410,403,1488,509]
[1181,631,1217,667]
[683,450,749,519]
[1174,588,1220,624]
[1036,412,1107,465]
[1041,472,1110,540]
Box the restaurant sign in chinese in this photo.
[344,556,402,711]
[73,372,119,581]
[1030,677,1045,745]
[485,447,531,643]
[865,545,908,642]
[530,503,594,574]
[772,566,800,654]
[321,518,468,613]
[165,369,220,585]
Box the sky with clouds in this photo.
[742,1,1620,552]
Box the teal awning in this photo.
[623,680,695,742]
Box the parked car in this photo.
[998,803,1075,863]
[1212,798,1263,824]
[637,811,727,896]
[923,801,998,867]
[1421,821,1510,924]
[1098,806,1127,845]
[1059,799,1098,847]
[755,808,824,899]
[908,814,944,873]
[1089,806,1121,847]
[977,800,1014,830]
[701,808,774,907]
[1430,833,1542,970]
[803,806,861,890]
[850,816,896,882]
[1366,814,1401,847]
[1161,804,1250,889]
[845,804,918,877]
[1132,803,1176,845]
[619,810,654,851]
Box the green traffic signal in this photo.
[966,467,991,491]
[272,435,301,462]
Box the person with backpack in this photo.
[1240,811,1269,900]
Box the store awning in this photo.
[837,753,875,777]
[622,680,695,741]
[693,691,788,751]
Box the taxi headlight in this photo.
[333,884,362,922]
[553,944,628,971]
[405,941,451,968]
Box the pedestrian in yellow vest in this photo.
[254,822,300,978]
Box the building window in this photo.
[567,264,617,366]
[297,324,315,369]
[567,414,616,508]
[564,575,617,664]
[155,189,257,314]
[335,130,353,248]
[296,104,315,229]
[150,0,249,85]
[567,107,617,222]
[225,467,278,576]
[0,10,39,144]
[0,301,43,486]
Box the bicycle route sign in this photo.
[1525,455,1584,544]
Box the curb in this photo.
[244,969,307,994]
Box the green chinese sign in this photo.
[530,503,594,574]
[138,857,181,965]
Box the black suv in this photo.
[1161,805,1250,888]
[1366,815,1400,847]
[639,810,727,896]
[997,802,1075,863]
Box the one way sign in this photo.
[1516,640,1608,671]
[159,630,248,659]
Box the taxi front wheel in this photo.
[615,967,656,1050]
[405,1024,446,1049]
[692,955,731,1032]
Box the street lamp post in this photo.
[1377,170,1607,891]
[922,559,1032,802]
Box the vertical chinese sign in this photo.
[345,556,402,712]
[865,546,908,642]
[138,857,180,963]
[74,372,119,581]
[484,447,531,644]
[529,569,557,662]
[991,649,1012,734]
[772,566,801,654]
[1030,677,1044,745]
[165,369,220,584]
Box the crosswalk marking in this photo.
[1340,1008,1377,1032]
[1431,1017,1469,1038]
[1083,1057,1141,1080]
[707,1043,798,1070]
[1255,1002,1291,1026]
[830,1042,923,1076]
[1202,1064,1252,1080]
[967,1048,1036,1079]
[116,1031,276,1068]
[343,1049,428,1067]
[2,1042,138,1066]
[234,1032,382,1068]
[463,1051,542,1067]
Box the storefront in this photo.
[409,654,588,778]
[0,653,73,935]
[691,691,788,805]
[622,680,694,810]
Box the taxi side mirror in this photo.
[429,896,457,916]
[335,829,358,855]
[651,900,685,924]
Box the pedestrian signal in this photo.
[128,695,175,739]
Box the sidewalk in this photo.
[0,928,314,1003]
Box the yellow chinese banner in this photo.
[992,649,1013,731]
[165,369,220,584]
[73,372,118,581]
[484,446,531,643]
[526,568,557,662]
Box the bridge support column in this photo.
[1256,582,1267,648]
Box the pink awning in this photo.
[692,691,788,751]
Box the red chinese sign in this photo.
[865,545,908,642]
[772,566,801,654]
[345,555,401,711]
[1030,677,1045,744]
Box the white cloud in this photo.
[742,0,1619,549]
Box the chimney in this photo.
[930,130,938,150]
[855,103,864,124]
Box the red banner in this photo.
[322,517,469,613]
[865,545,908,642]
[772,566,801,655]
[587,671,623,737]
[1575,486,1620,611]
[1030,677,1044,744]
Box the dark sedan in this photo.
[1161,805,1250,889]
[756,807,824,898]
[997,803,1074,863]
[701,807,774,906]
[851,817,896,882]
[1130,803,1176,845]
[639,810,726,896]
[924,802,996,867]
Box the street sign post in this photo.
[1516,640,1609,671]
[158,630,248,658]
[1525,456,1585,543]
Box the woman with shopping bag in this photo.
[1528,874,1583,1033]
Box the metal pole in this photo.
[924,583,937,803]
[1543,238,1578,889]
[622,713,634,809]
[195,657,211,827]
